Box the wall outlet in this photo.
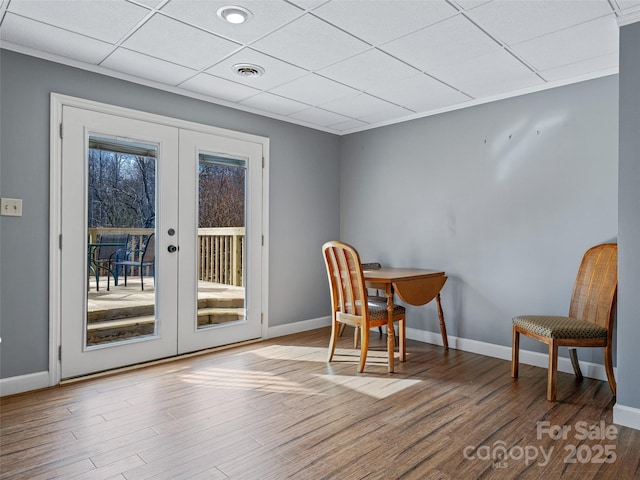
[1,198,23,217]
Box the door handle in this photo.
[168,245,178,253]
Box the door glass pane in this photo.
[86,136,157,347]
[197,153,247,330]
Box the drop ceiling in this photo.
[1,0,638,135]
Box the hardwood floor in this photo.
[1,328,639,480]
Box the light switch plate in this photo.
[1,198,23,217]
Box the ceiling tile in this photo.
[286,0,329,10]
[320,93,408,119]
[122,14,240,70]
[312,0,458,45]
[180,73,261,102]
[288,107,351,127]
[269,74,358,105]
[431,48,544,98]
[134,0,166,8]
[318,49,418,91]
[6,0,150,43]
[511,15,619,72]
[358,107,413,125]
[251,14,369,70]
[239,92,309,116]
[328,119,369,132]
[367,73,470,112]
[0,13,115,64]
[206,48,308,90]
[538,52,618,82]
[380,14,501,72]
[466,0,614,45]
[160,0,304,45]
[101,48,197,85]
[455,0,493,10]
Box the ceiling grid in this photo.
[0,0,638,134]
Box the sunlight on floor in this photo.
[316,374,421,399]
[177,344,421,400]
[179,367,319,395]
[252,344,328,362]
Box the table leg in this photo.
[386,284,395,373]
[436,293,448,351]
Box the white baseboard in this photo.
[0,371,50,397]
[613,404,640,430]
[407,327,615,382]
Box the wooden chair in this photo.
[323,241,406,373]
[511,243,618,401]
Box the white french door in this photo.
[178,130,262,353]
[58,103,264,379]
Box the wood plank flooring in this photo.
[1,328,639,480]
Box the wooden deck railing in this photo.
[88,227,245,286]
[198,227,244,287]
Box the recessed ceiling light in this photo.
[217,6,252,24]
[232,63,265,78]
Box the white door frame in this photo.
[49,93,269,386]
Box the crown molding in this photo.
[617,10,640,27]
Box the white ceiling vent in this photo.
[233,63,265,78]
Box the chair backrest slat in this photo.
[569,243,617,330]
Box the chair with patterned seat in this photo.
[323,241,406,373]
[511,243,618,401]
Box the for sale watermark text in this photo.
[463,421,618,469]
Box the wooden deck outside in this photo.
[87,277,245,345]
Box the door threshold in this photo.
[60,337,263,384]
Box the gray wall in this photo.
[618,21,640,410]
[340,76,619,364]
[0,50,341,379]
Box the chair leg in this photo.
[569,348,583,380]
[511,327,519,378]
[604,343,617,396]
[547,341,558,401]
[338,323,346,337]
[358,325,369,373]
[327,319,339,362]
[399,319,406,362]
[141,268,145,291]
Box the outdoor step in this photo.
[87,305,155,323]
[197,307,245,326]
[88,298,243,323]
[87,315,156,331]
[197,307,244,317]
[88,308,244,331]
[197,298,244,309]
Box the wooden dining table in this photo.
[363,267,448,372]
